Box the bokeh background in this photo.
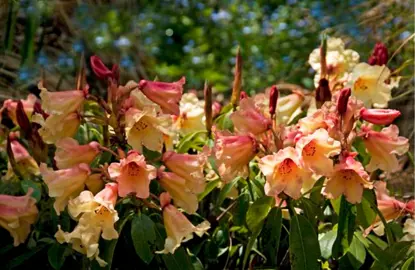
[0,0,414,192]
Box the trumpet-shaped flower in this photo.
[296,128,341,176]
[230,97,271,135]
[174,93,206,136]
[138,77,185,116]
[158,169,198,214]
[1,94,36,125]
[108,151,156,198]
[39,84,85,116]
[157,192,210,254]
[40,163,90,214]
[360,124,409,173]
[4,140,40,180]
[33,112,81,144]
[323,154,372,204]
[259,147,311,199]
[125,107,172,153]
[348,63,396,108]
[56,183,119,267]
[297,110,331,135]
[54,138,101,169]
[309,37,360,87]
[214,131,257,183]
[0,189,38,246]
[162,151,207,194]
[276,92,304,125]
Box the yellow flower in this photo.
[54,138,101,169]
[0,189,38,246]
[40,163,90,214]
[323,154,372,204]
[259,147,311,200]
[296,128,341,176]
[39,84,85,116]
[174,93,205,136]
[56,183,119,267]
[125,107,172,153]
[33,112,81,144]
[276,92,304,125]
[348,63,396,108]
[4,140,39,180]
[157,192,209,254]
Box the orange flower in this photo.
[108,151,156,198]
[158,169,198,214]
[1,94,36,125]
[214,131,257,182]
[54,138,101,169]
[230,97,271,135]
[323,154,372,204]
[157,192,209,254]
[0,189,38,246]
[360,124,409,173]
[4,140,39,180]
[40,163,90,214]
[259,147,311,199]
[296,128,341,176]
[39,84,85,116]
[162,151,207,194]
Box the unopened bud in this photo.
[16,101,31,136]
[315,78,331,108]
[212,102,222,118]
[111,64,120,83]
[90,55,112,80]
[230,47,242,109]
[368,43,388,66]
[360,108,400,125]
[240,91,248,100]
[269,85,279,117]
[204,81,213,136]
[33,101,49,119]
[337,88,351,116]
[320,34,328,78]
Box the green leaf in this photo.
[216,177,239,207]
[401,256,414,270]
[131,213,157,264]
[197,179,219,201]
[319,229,337,259]
[21,179,42,202]
[176,131,206,153]
[299,197,322,228]
[289,214,321,270]
[6,244,46,269]
[242,222,262,270]
[347,235,366,269]
[246,196,274,232]
[356,190,377,228]
[233,193,250,226]
[355,232,388,266]
[332,196,356,258]
[310,177,325,205]
[163,247,194,270]
[262,207,282,266]
[48,243,68,270]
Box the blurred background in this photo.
[0,0,414,191]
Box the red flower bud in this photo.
[368,43,388,66]
[240,91,248,100]
[337,88,351,116]
[212,102,222,118]
[269,85,279,116]
[360,108,400,125]
[111,64,120,82]
[315,78,331,109]
[16,101,31,136]
[90,55,112,80]
[204,81,213,136]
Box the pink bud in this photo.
[368,43,388,66]
[360,108,400,125]
[240,91,248,100]
[212,102,222,118]
[16,101,31,135]
[337,88,351,116]
[269,85,279,116]
[90,55,112,80]
[160,192,171,208]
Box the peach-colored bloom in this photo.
[157,192,209,254]
[56,183,119,267]
[162,151,207,194]
[138,77,185,116]
[54,138,101,169]
[158,169,198,214]
[33,112,81,144]
[40,163,90,214]
[108,151,156,198]
[0,189,38,246]
[125,107,172,153]
[214,131,257,182]
[296,128,341,176]
[39,84,85,116]
[323,154,372,204]
[259,147,311,199]
[297,109,332,135]
[360,124,409,173]
[4,140,40,180]
[276,92,304,124]
[1,94,36,125]
[230,97,271,135]
[175,93,206,136]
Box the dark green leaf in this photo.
[242,222,262,270]
[246,196,274,232]
[262,207,282,266]
[21,179,42,202]
[289,214,321,270]
[332,196,356,258]
[356,190,377,228]
[197,179,219,201]
[48,243,68,270]
[310,177,325,205]
[216,177,239,207]
[163,247,194,270]
[347,235,366,269]
[131,213,157,264]
[6,245,46,269]
[233,193,250,226]
[401,256,414,270]
[319,229,337,259]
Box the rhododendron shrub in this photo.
[0,36,413,270]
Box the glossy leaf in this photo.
[346,235,366,269]
[332,196,356,258]
[356,189,377,228]
[48,243,68,270]
[131,213,157,264]
[319,229,337,260]
[246,196,274,232]
[262,207,283,265]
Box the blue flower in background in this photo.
[120,56,133,68]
